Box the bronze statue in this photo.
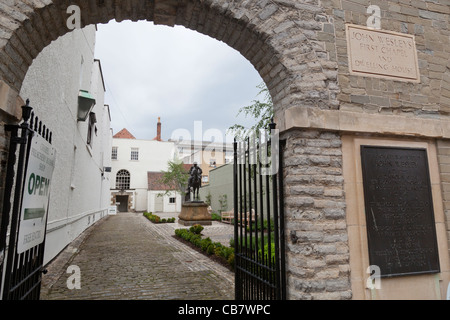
[186,162,202,201]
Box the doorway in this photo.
[154,195,163,212]
[116,195,129,212]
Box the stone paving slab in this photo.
[40,212,235,300]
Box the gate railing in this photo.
[0,100,52,300]
[233,121,286,300]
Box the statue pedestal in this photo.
[178,201,211,226]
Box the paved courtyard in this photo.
[40,212,235,300]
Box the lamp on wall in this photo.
[77,90,96,121]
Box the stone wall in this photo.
[437,140,450,260]
[332,0,450,117]
[0,0,450,299]
[282,129,350,299]
[0,80,23,236]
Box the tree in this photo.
[227,82,273,139]
[158,160,189,198]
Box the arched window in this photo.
[116,169,130,190]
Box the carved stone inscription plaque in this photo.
[346,24,420,82]
[360,146,440,277]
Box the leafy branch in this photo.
[158,160,189,197]
[227,82,274,140]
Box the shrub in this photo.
[214,246,223,257]
[143,212,175,224]
[258,242,276,260]
[227,253,235,268]
[189,224,204,235]
[207,244,215,255]
[192,236,202,247]
[222,247,233,260]
[175,229,186,237]
[174,228,235,270]
[200,237,212,252]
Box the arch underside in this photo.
[0,0,293,109]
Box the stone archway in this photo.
[0,0,339,120]
[0,0,346,300]
[4,0,450,301]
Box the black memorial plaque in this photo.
[360,146,440,277]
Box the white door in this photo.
[154,195,163,212]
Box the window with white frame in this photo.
[111,147,118,160]
[169,197,176,204]
[130,148,139,161]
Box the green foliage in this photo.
[174,228,235,270]
[143,212,175,224]
[227,253,235,269]
[207,244,215,255]
[218,194,228,213]
[158,159,189,197]
[247,219,275,232]
[211,212,221,221]
[201,237,212,252]
[258,242,276,260]
[231,231,276,264]
[227,82,274,140]
[205,192,212,206]
[189,224,204,235]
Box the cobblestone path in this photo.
[40,212,235,300]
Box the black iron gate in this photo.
[0,100,52,300]
[233,122,286,300]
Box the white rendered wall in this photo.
[147,191,182,213]
[19,26,111,265]
[110,138,177,211]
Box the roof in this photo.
[147,172,176,191]
[113,128,135,139]
[147,164,192,190]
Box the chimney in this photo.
[156,117,161,141]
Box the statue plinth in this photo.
[178,201,211,226]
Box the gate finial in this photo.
[21,99,33,123]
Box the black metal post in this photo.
[269,121,281,300]
[233,139,239,300]
[2,101,34,300]
[279,139,287,300]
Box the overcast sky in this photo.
[94,20,264,143]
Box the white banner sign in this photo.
[17,134,56,254]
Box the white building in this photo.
[19,26,112,265]
[147,171,183,213]
[110,119,180,213]
[175,140,233,185]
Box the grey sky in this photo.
[94,20,264,143]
